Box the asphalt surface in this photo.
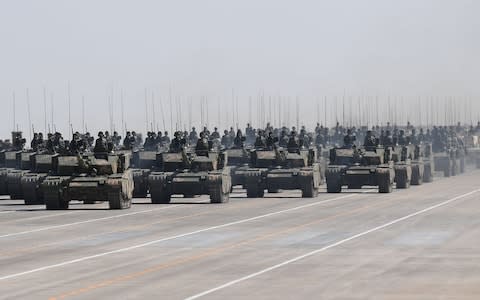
[0,168,479,300]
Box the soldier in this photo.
[112,131,121,147]
[233,130,246,148]
[123,132,132,149]
[93,131,108,153]
[211,127,220,139]
[279,130,289,148]
[266,132,278,150]
[12,132,26,151]
[195,132,210,156]
[343,129,356,148]
[162,131,170,144]
[221,130,232,148]
[189,127,198,144]
[31,133,39,152]
[299,129,310,148]
[287,131,299,153]
[169,131,186,153]
[155,131,163,148]
[46,133,55,153]
[52,132,66,154]
[254,130,267,149]
[363,130,377,149]
[397,130,407,146]
[144,132,156,151]
[69,132,85,154]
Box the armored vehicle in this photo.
[42,153,133,210]
[243,148,322,198]
[21,153,58,205]
[391,146,412,188]
[325,146,394,193]
[148,151,231,204]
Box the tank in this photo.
[391,145,412,188]
[148,151,231,204]
[243,147,323,198]
[20,153,58,205]
[325,146,394,193]
[42,153,134,210]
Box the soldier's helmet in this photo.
[98,131,104,137]
[174,131,181,137]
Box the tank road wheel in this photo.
[377,168,393,193]
[246,171,264,198]
[132,169,149,198]
[44,189,68,210]
[108,190,131,209]
[209,184,229,203]
[444,164,451,177]
[151,188,171,204]
[395,167,410,189]
[410,164,423,186]
[301,176,318,198]
[326,167,342,193]
[149,174,172,204]
[460,157,466,173]
[22,176,44,205]
[423,163,433,183]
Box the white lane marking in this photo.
[0,205,183,239]
[0,192,365,281]
[185,189,480,300]
[0,211,75,223]
[0,211,15,214]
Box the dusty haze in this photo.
[1,0,479,140]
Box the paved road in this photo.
[0,169,479,300]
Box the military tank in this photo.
[42,153,133,210]
[21,153,58,205]
[325,146,394,193]
[243,147,322,198]
[148,151,231,204]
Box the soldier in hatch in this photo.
[195,132,210,156]
[94,131,108,153]
[169,131,186,153]
[343,129,356,149]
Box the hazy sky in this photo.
[1,0,479,139]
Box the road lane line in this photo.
[185,189,480,300]
[0,192,364,281]
[51,192,390,299]
[0,205,184,239]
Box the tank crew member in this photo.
[169,131,186,153]
[195,132,210,156]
